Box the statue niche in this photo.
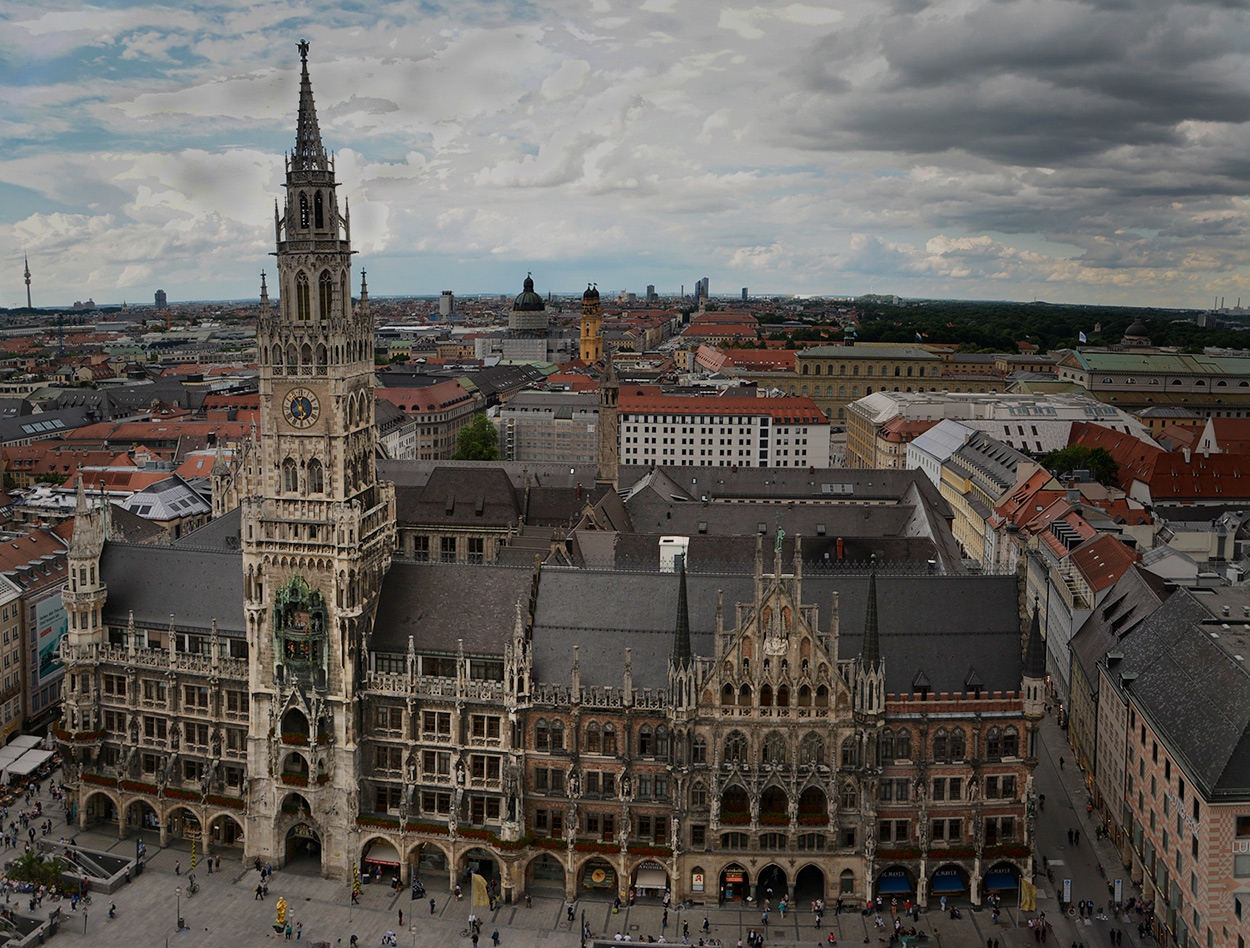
[274,575,330,691]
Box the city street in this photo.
[2,712,1150,948]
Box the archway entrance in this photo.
[125,800,158,835]
[930,864,970,900]
[461,848,500,903]
[720,864,749,902]
[284,823,321,870]
[209,814,244,849]
[795,865,825,903]
[411,843,448,888]
[580,858,616,895]
[876,865,915,899]
[631,862,669,900]
[167,807,201,842]
[755,864,787,904]
[81,791,117,828]
[982,862,1020,895]
[526,854,565,895]
[362,838,401,885]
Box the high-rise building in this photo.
[645,284,656,302]
[439,290,454,317]
[154,289,167,310]
[742,287,748,301]
[700,276,710,299]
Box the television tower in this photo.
[23,255,31,310]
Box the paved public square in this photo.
[13,712,1147,948]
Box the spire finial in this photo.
[1024,595,1046,680]
[292,40,327,171]
[861,554,881,669]
[672,554,692,668]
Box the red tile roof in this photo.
[1070,533,1140,592]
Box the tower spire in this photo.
[861,555,881,669]
[292,40,327,172]
[23,254,31,310]
[672,555,692,668]
[1024,597,1046,680]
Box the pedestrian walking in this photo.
[1059,757,1065,770]
[296,922,302,940]
[175,860,181,875]
[1067,829,1074,844]
[491,931,500,947]
[398,910,403,927]
[430,898,436,915]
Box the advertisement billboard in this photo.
[35,594,67,685]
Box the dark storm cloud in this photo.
[785,0,1250,167]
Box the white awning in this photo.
[6,749,52,777]
[635,868,668,889]
[7,736,41,750]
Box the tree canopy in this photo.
[1041,445,1119,486]
[452,414,500,461]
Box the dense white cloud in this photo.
[3,0,1250,306]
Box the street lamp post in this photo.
[175,886,182,932]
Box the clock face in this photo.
[285,388,320,429]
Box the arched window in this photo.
[797,684,811,707]
[763,731,787,765]
[319,270,333,320]
[724,731,747,763]
[535,719,550,751]
[800,732,824,766]
[550,720,564,751]
[721,683,735,706]
[299,192,309,228]
[894,365,901,376]
[638,725,654,755]
[949,728,966,760]
[866,365,873,376]
[585,723,601,754]
[986,727,1002,758]
[840,783,857,809]
[815,685,829,708]
[307,458,324,494]
[1002,726,1019,758]
[314,191,324,229]
[839,364,846,375]
[759,684,773,707]
[655,727,670,759]
[738,683,752,706]
[896,729,912,760]
[801,364,809,375]
[692,737,707,764]
[295,270,310,321]
[840,736,860,768]
[933,728,949,761]
[691,782,707,808]
[282,458,298,493]
[602,723,617,755]
[880,728,895,763]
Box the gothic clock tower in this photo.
[242,41,395,878]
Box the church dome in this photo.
[583,283,600,301]
[1122,317,1150,346]
[513,274,545,312]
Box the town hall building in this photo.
[54,43,1039,911]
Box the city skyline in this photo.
[4,1,1250,309]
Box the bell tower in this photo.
[242,40,395,879]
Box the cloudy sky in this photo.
[3,0,1250,308]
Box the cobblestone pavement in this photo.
[13,718,1148,948]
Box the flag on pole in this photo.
[1078,331,1088,344]
[472,873,490,907]
[915,332,923,342]
[190,838,197,871]
[1020,878,1037,912]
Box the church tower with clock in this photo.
[242,41,395,878]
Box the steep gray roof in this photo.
[1108,588,1250,798]
[1069,564,1169,697]
[530,569,1020,693]
[394,466,521,528]
[373,561,534,655]
[100,541,244,635]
